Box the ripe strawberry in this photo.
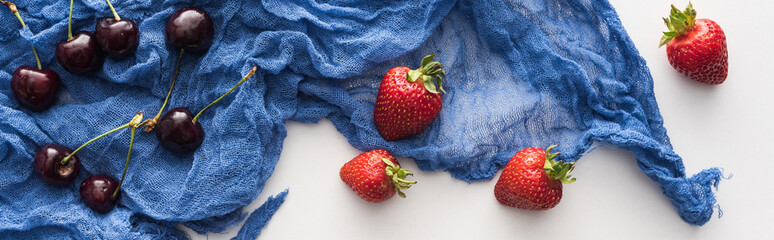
[659,3,728,85]
[494,145,576,210]
[374,54,446,141]
[340,149,416,203]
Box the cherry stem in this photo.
[146,49,184,131]
[158,49,184,118]
[61,123,130,165]
[67,0,73,40]
[108,111,142,199]
[112,126,135,199]
[3,1,42,70]
[2,1,25,28]
[31,46,41,70]
[104,0,120,21]
[192,66,257,124]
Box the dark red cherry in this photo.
[55,31,104,74]
[95,18,139,58]
[80,175,119,213]
[11,66,61,112]
[165,7,214,53]
[33,144,80,185]
[155,107,204,153]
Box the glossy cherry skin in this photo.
[80,175,119,213]
[11,66,61,112]
[33,144,80,185]
[55,31,104,74]
[165,7,214,53]
[95,18,140,58]
[155,107,204,153]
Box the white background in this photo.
[186,0,774,239]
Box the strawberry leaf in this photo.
[413,54,446,94]
[663,18,674,31]
[659,2,698,48]
[659,35,673,48]
[437,75,446,94]
[407,69,422,83]
[380,159,417,197]
[423,78,439,94]
[397,190,406,198]
[382,158,397,168]
[684,2,696,23]
[397,169,407,179]
[542,145,576,184]
[420,54,435,68]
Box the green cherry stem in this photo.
[158,49,184,119]
[112,126,136,198]
[31,46,41,69]
[191,66,257,123]
[2,1,24,28]
[3,1,42,70]
[60,123,130,165]
[67,0,73,40]
[60,111,145,165]
[145,49,184,132]
[112,111,143,198]
[104,0,120,21]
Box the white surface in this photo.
[186,0,774,239]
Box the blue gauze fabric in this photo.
[0,0,723,238]
[232,190,288,240]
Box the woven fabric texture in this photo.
[0,0,721,238]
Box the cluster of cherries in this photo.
[4,1,254,213]
[9,0,140,112]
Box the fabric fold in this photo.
[0,0,722,238]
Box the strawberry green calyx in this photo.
[542,145,576,184]
[407,54,447,94]
[382,158,417,198]
[659,2,697,47]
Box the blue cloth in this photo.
[0,0,722,238]
[232,190,288,240]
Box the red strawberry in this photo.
[340,149,416,203]
[659,3,728,85]
[494,145,575,210]
[374,54,446,141]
